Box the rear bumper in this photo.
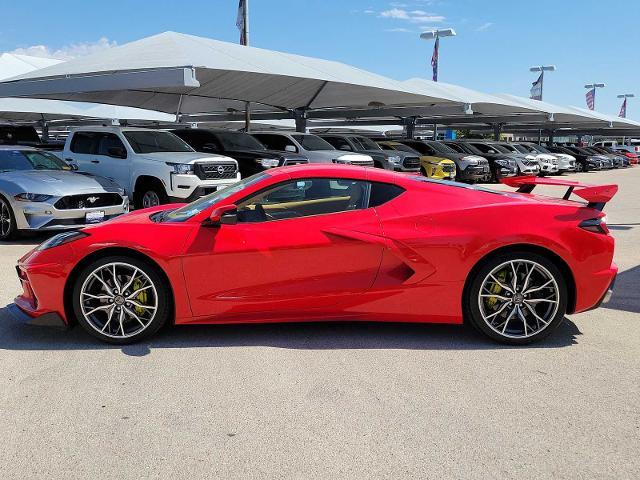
[574,263,618,313]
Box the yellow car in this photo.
[376,140,456,180]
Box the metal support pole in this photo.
[402,117,417,139]
[549,130,556,144]
[242,0,251,131]
[294,108,307,133]
[41,122,49,143]
[433,123,438,140]
[492,123,502,141]
[537,129,542,144]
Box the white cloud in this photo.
[476,22,494,31]
[385,27,413,33]
[379,8,445,23]
[364,9,376,14]
[8,37,117,60]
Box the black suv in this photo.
[451,141,519,181]
[172,129,308,177]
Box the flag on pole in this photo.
[236,0,247,45]
[619,98,627,118]
[530,72,543,100]
[431,36,439,82]
[585,88,596,110]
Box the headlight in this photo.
[332,158,350,164]
[463,156,479,165]
[388,155,401,165]
[36,231,89,251]
[166,162,194,175]
[14,193,52,202]
[256,158,280,168]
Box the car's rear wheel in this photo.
[72,256,171,344]
[0,195,17,241]
[135,179,168,209]
[465,252,568,345]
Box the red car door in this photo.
[181,179,384,320]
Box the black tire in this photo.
[420,166,428,177]
[464,251,568,345]
[0,194,18,241]
[72,255,171,344]
[134,179,168,209]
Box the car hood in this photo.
[138,151,237,164]
[0,170,123,195]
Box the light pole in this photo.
[529,65,555,101]
[420,28,456,82]
[584,83,606,110]
[617,93,634,118]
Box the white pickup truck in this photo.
[62,127,240,208]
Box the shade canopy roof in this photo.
[0,32,473,116]
[0,53,175,123]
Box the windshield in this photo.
[529,144,551,154]
[217,132,266,151]
[430,142,457,154]
[162,173,269,222]
[123,131,194,154]
[456,143,484,155]
[0,149,69,171]
[512,144,532,154]
[353,136,381,151]
[389,143,418,154]
[291,134,335,151]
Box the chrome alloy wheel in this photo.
[0,199,12,238]
[478,259,560,339]
[79,262,158,339]
[142,191,161,208]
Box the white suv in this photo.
[63,127,240,208]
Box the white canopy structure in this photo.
[0,53,175,124]
[0,31,481,119]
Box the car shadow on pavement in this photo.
[602,265,640,314]
[0,304,581,355]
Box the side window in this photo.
[96,133,126,157]
[70,132,97,154]
[369,182,405,207]
[423,145,436,155]
[254,134,297,152]
[236,178,370,223]
[322,136,352,151]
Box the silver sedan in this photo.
[0,146,128,240]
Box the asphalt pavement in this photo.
[0,167,638,479]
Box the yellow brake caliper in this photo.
[132,278,148,315]
[486,270,507,308]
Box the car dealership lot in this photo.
[0,168,638,479]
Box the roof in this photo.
[0,53,62,81]
[0,31,465,115]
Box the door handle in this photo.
[91,160,100,164]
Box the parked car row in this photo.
[0,125,635,240]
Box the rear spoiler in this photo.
[501,176,618,211]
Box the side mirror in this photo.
[284,145,297,153]
[207,204,238,226]
[108,147,127,159]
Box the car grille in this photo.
[351,160,375,167]
[442,163,455,173]
[282,158,309,166]
[402,156,421,169]
[54,193,123,210]
[194,162,238,180]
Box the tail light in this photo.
[579,216,609,234]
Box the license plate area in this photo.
[85,210,105,223]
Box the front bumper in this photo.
[540,163,559,173]
[168,172,241,200]
[14,199,128,231]
[7,303,67,328]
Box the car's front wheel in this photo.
[0,195,17,241]
[465,251,568,345]
[72,256,171,344]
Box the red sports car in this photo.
[13,165,617,345]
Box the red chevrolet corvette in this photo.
[13,165,617,345]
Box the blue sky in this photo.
[2,0,639,119]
